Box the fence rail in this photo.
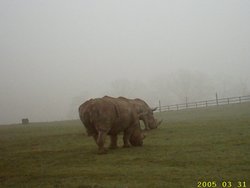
[158,95,250,112]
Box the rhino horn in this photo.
[156,119,163,126]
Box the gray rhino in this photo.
[118,97,162,130]
[79,96,145,154]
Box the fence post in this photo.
[158,94,250,112]
[159,100,162,112]
[216,93,219,106]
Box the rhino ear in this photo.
[151,107,158,112]
[157,119,163,126]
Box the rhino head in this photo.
[129,128,145,146]
[139,107,162,130]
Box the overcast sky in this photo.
[0,0,250,124]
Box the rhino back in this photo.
[79,97,139,136]
[134,98,150,110]
[102,97,138,134]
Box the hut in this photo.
[22,118,29,125]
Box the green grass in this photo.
[0,103,250,187]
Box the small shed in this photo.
[22,118,29,125]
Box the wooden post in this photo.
[216,93,219,106]
[176,104,179,110]
[239,97,241,103]
[159,100,162,112]
[206,101,208,107]
[227,98,230,104]
[186,96,188,109]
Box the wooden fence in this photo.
[158,95,250,112]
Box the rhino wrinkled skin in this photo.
[79,96,145,154]
[118,97,162,130]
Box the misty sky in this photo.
[1,0,250,124]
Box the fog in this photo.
[1,0,250,124]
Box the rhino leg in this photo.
[123,135,130,148]
[93,134,98,143]
[142,119,149,131]
[96,131,108,154]
[123,129,133,148]
[109,135,118,149]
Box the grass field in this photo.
[0,103,250,188]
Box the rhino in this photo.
[79,96,145,154]
[118,97,162,130]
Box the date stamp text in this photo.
[197,181,247,188]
